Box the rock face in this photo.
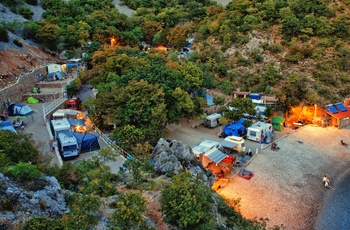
[151,138,214,186]
[0,173,69,224]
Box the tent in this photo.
[27,97,39,104]
[224,123,245,137]
[271,116,285,131]
[0,121,17,134]
[205,94,214,106]
[6,103,33,116]
[64,132,100,153]
[44,71,66,82]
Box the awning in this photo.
[204,149,227,163]
[192,145,210,155]
[220,140,237,149]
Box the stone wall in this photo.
[0,67,47,110]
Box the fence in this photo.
[92,125,132,160]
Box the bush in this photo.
[19,6,34,20]
[0,26,9,42]
[24,216,63,230]
[5,162,41,181]
[25,0,38,5]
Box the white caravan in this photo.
[57,133,79,159]
[247,121,273,142]
[204,113,222,128]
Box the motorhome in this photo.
[57,133,79,159]
[221,136,246,153]
[204,113,222,128]
[51,118,71,139]
[247,121,273,142]
[65,97,81,110]
[192,139,222,159]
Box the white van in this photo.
[247,121,273,142]
[204,113,222,128]
[57,133,79,159]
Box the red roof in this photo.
[327,107,350,119]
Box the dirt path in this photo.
[217,126,350,229]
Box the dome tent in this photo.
[27,96,39,104]
[6,103,33,116]
[271,116,285,131]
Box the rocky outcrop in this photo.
[0,173,69,224]
[151,138,215,187]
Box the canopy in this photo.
[271,116,285,131]
[64,132,100,153]
[27,96,39,104]
[0,121,17,134]
[7,103,33,116]
[220,140,237,149]
[204,149,227,163]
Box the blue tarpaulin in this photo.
[248,93,262,100]
[224,123,245,137]
[205,94,214,106]
[67,119,86,127]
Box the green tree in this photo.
[225,98,256,120]
[109,192,147,229]
[35,22,60,50]
[19,6,34,20]
[160,172,215,229]
[0,131,39,164]
[142,20,162,44]
[166,25,187,49]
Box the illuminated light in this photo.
[110,37,117,46]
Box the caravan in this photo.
[204,113,222,128]
[247,121,273,142]
[51,118,71,139]
[221,136,246,153]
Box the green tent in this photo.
[271,116,285,131]
[32,87,38,93]
[27,96,39,104]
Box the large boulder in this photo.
[151,138,212,186]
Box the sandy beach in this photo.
[218,126,350,229]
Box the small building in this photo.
[325,103,350,128]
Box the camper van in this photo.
[192,139,222,159]
[204,113,222,128]
[57,133,79,159]
[51,118,71,139]
[221,136,246,153]
[247,121,273,142]
[52,109,82,120]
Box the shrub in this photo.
[24,216,63,230]
[108,192,147,229]
[268,44,283,53]
[5,162,41,181]
[0,26,9,42]
[19,6,34,20]
[25,0,38,5]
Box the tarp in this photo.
[271,116,285,131]
[6,103,33,116]
[64,132,100,153]
[0,121,17,134]
[27,97,39,104]
[205,94,214,106]
[238,168,254,180]
[248,93,262,100]
[224,123,245,137]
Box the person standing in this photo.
[322,175,333,190]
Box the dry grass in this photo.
[218,126,350,229]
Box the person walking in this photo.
[322,175,334,190]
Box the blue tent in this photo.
[236,118,246,124]
[7,103,33,116]
[0,121,17,134]
[224,123,245,137]
[64,132,100,153]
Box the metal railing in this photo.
[92,125,132,160]
[42,97,67,120]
